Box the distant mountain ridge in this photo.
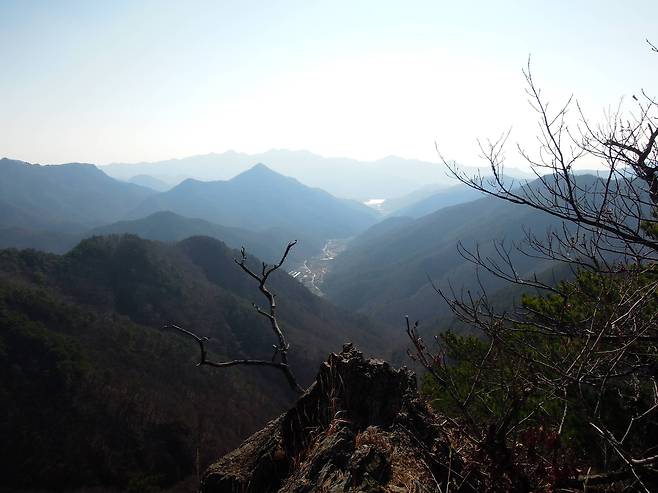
[0,158,155,231]
[101,149,535,200]
[0,158,377,257]
[127,163,379,241]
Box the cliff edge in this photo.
[201,344,474,493]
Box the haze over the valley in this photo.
[100,149,534,201]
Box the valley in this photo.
[3,5,656,491]
[288,238,349,296]
[1,154,654,492]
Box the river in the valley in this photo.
[287,238,349,296]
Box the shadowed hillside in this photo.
[322,179,595,323]
[90,211,322,264]
[0,158,155,231]
[0,235,386,491]
[389,184,484,218]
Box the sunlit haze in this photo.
[1,0,657,166]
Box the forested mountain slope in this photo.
[0,235,385,491]
[0,159,356,259]
[90,211,321,264]
[323,184,578,324]
[0,226,81,254]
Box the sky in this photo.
[1,0,657,167]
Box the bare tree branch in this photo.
[410,46,658,490]
[168,241,304,393]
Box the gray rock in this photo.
[201,344,475,493]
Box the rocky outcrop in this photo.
[201,344,474,493]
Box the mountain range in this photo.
[101,149,535,201]
[127,163,379,240]
[0,159,380,259]
[90,210,321,264]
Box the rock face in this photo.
[201,344,473,493]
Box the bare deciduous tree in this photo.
[408,43,658,491]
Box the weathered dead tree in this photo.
[167,241,303,394]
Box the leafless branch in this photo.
[413,48,658,490]
[167,241,304,393]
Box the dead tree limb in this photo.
[167,241,304,394]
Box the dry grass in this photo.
[355,427,439,492]
[355,426,393,454]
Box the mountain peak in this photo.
[247,162,273,173]
[230,163,287,183]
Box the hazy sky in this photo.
[1,0,657,166]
